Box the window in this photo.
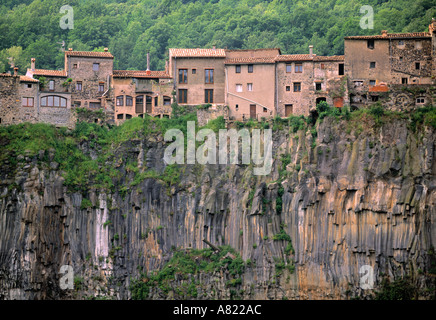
[178,69,188,83]
[286,64,292,73]
[49,80,55,91]
[76,81,82,91]
[40,95,67,107]
[293,82,301,92]
[371,96,379,102]
[205,89,213,103]
[320,63,325,70]
[89,102,101,109]
[235,104,239,111]
[399,56,403,62]
[247,83,253,91]
[315,83,322,91]
[117,114,124,120]
[338,63,344,75]
[73,101,81,107]
[126,95,133,106]
[73,64,78,69]
[116,95,124,106]
[163,96,171,105]
[286,86,290,92]
[235,65,241,73]
[416,97,425,104]
[205,69,214,84]
[93,63,99,71]
[21,97,34,107]
[236,84,242,92]
[415,62,420,70]
[98,83,104,92]
[248,64,253,73]
[295,63,303,73]
[263,107,267,113]
[125,114,132,119]
[367,40,374,49]
[398,40,405,46]
[27,84,32,88]
[154,96,158,106]
[192,69,196,74]
[178,89,187,103]
[370,62,376,69]
[402,78,408,84]
[369,80,376,86]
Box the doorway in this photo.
[285,104,293,117]
[250,104,256,119]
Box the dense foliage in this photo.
[0,0,434,73]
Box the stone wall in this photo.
[0,75,21,125]
[197,104,229,126]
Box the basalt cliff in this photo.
[0,113,435,300]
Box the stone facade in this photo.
[1,19,435,128]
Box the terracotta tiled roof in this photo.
[20,75,39,82]
[224,57,276,64]
[344,32,431,40]
[113,70,172,78]
[0,73,13,77]
[28,69,66,77]
[314,55,345,62]
[275,54,314,62]
[65,51,114,58]
[169,48,226,58]
[225,48,282,55]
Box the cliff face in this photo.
[0,116,435,300]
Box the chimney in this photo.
[31,58,35,71]
[104,47,108,52]
[68,48,73,51]
[381,30,388,37]
[309,45,313,58]
[13,67,18,76]
[430,18,436,35]
[212,46,216,50]
[146,52,151,75]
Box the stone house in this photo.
[276,47,347,117]
[112,69,173,124]
[345,19,436,108]
[168,48,226,106]
[224,48,280,120]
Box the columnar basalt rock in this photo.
[0,117,435,300]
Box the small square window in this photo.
[286,86,290,92]
[73,64,78,69]
[98,83,104,92]
[263,107,267,113]
[236,84,242,92]
[398,40,405,46]
[415,62,420,70]
[235,65,241,73]
[248,65,253,73]
[27,84,32,88]
[416,97,425,104]
[369,80,376,86]
[295,63,303,73]
[293,82,301,92]
[286,64,292,73]
[402,78,408,84]
[399,56,403,61]
[370,62,376,69]
[93,63,100,71]
[367,40,374,49]
[235,104,239,110]
[192,69,196,74]
[315,83,322,91]
[247,83,253,91]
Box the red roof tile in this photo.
[169,48,226,58]
[275,54,314,62]
[20,75,39,82]
[344,32,431,40]
[113,70,171,79]
[224,57,276,64]
[28,69,66,77]
[314,55,345,62]
[65,51,114,58]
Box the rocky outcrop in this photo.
[0,116,435,300]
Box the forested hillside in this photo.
[0,0,434,73]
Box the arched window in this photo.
[41,95,67,107]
